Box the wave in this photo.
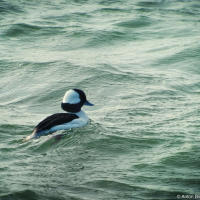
[116,16,153,29]
[0,190,38,200]
[0,1,23,15]
[0,189,67,200]
[3,23,64,38]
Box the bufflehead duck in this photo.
[25,89,94,140]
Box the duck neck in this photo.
[68,109,83,115]
[74,110,88,119]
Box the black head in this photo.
[61,89,94,113]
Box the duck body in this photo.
[25,89,93,140]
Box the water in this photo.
[0,0,200,199]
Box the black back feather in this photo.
[35,113,78,132]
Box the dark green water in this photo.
[1,0,200,199]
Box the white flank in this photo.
[49,111,89,132]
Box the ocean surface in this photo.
[0,0,200,199]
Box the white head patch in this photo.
[62,89,80,104]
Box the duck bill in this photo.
[84,100,94,106]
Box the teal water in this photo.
[1,0,200,199]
